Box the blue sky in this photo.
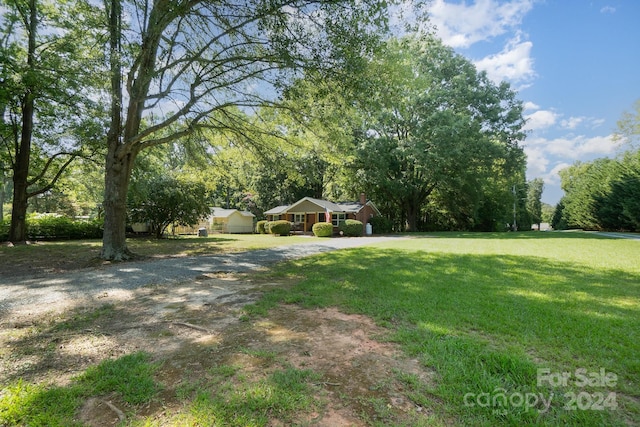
[424,0,640,205]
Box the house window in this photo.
[331,213,346,226]
[293,213,304,224]
[272,215,280,220]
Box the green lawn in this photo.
[249,232,640,426]
[2,232,638,426]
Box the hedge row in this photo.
[0,215,104,241]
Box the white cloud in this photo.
[524,110,558,131]
[600,6,616,14]
[473,34,535,83]
[523,101,539,111]
[524,134,619,188]
[525,134,619,159]
[523,145,549,177]
[429,0,535,48]
[560,117,583,129]
[545,162,572,185]
[560,116,606,130]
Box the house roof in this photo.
[263,205,290,215]
[288,197,344,213]
[211,207,255,218]
[265,197,381,216]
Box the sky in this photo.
[423,0,640,205]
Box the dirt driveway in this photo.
[0,236,439,426]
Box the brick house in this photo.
[264,194,380,234]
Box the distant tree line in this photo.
[553,149,640,231]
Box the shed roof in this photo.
[211,207,255,218]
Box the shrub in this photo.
[5,214,105,241]
[256,220,268,234]
[27,215,104,239]
[268,220,291,236]
[339,219,363,237]
[312,222,333,237]
[369,216,393,234]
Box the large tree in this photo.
[352,36,526,231]
[526,177,544,230]
[128,174,210,239]
[101,0,390,260]
[0,0,105,242]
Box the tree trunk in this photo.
[9,158,30,242]
[8,0,37,243]
[100,0,132,260]
[405,203,418,232]
[9,88,35,242]
[101,143,136,260]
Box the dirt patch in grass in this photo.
[1,273,440,426]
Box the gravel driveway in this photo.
[0,236,401,316]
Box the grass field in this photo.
[249,232,640,425]
[1,232,639,425]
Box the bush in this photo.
[268,220,291,236]
[0,214,105,241]
[256,220,268,234]
[26,215,104,240]
[369,216,393,234]
[339,219,363,237]
[312,222,333,237]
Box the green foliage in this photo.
[24,215,103,240]
[350,36,526,232]
[0,0,107,242]
[339,219,363,236]
[551,199,568,230]
[369,215,392,234]
[526,178,544,227]
[267,220,291,236]
[256,220,268,234]
[0,214,103,241]
[541,203,555,224]
[128,175,211,239]
[312,222,333,237]
[557,151,640,231]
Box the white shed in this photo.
[211,207,255,234]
